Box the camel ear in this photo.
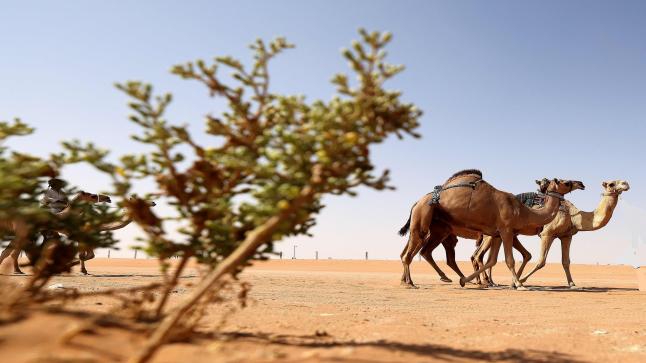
[535,180,541,185]
[602,181,608,188]
[553,178,558,184]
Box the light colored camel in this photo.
[400,169,577,290]
[516,180,630,287]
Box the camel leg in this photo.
[443,236,465,280]
[10,248,23,274]
[470,243,482,285]
[472,235,490,285]
[0,244,24,275]
[472,237,495,286]
[512,236,532,278]
[78,248,94,275]
[498,232,525,290]
[560,236,576,288]
[79,253,87,275]
[519,235,555,284]
[400,232,426,288]
[400,204,436,288]
[460,237,502,287]
[420,240,451,282]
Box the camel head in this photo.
[77,191,112,204]
[535,178,550,193]
[601,180,630,195]
[128,195,156,207]
[545,179,585,196]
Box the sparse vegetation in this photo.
[1,29,421,362]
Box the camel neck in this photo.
[585,194,618,231]
[524,191,562,227]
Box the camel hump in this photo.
[444,169,483,184]
[449,169,482,180]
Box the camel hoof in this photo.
[569,285,581,290]
[12,271,25,275]
[515,285,529,291]
[400,281,418,289]
[459,277,466,287]
[440,276,452,283]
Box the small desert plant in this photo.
[21,29,421,361]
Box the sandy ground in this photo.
[0,258,645,363]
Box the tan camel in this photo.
[0,191,124,274]
[400,170,577,290]
[470,178,588,286]
[516,180,630,287]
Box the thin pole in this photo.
[315,251,318,260]
[134,250,138,259]
[108,249,111,258]
[292,245,297,259]
[365,251,368,260]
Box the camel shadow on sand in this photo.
[0,273,197,278]
[522,286,638,293]
[411,283,637,293]
[453,284,638,293]
[192,330,587,363]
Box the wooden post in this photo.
[365,251,368,260]
[134,250,138,259]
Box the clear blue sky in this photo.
[1,1,645,265]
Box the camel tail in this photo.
[398,202,417,236]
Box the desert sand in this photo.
[0,258,644,362]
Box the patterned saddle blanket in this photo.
[515,192,566,211]
[515,192,545,208]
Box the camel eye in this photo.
[609,183,615,188]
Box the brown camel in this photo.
[399,204,482,283]
[400,169,578,290]
[0,191,117,274]
[516,180,630,287]
[401,178,577,287]
[402,199,544,286]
